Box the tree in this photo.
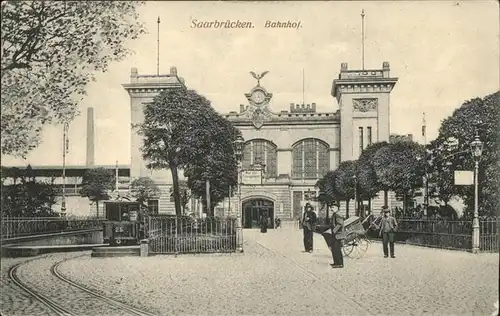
[316,171,342,223]
[1,165,60,217]
[1,1,146,157]
[138,88,228,216]
[433,91,500,217]
[372,141,425,212]
[79,167,115,217]
[130,177,160,213]
[333,161,358,218]
[184,113,240,216]
[357,141,390,208]
[169,180,191,215]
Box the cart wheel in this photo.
[342,233,356,257]
[349,233,370,259]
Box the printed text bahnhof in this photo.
[191,20,302,29]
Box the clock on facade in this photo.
[251,89,266,105]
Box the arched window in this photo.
[292,139,330,179]
[242,139,277,178]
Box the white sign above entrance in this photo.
[242,170,262,185]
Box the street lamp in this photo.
[469,133,483,253]
[61,122,70,218]
[234,135,244,252]
[353,175,358,217]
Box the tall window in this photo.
[359,127,364,153]
[292,139,330,179]
[148,199,159,214]
[367,126,373,146]
[242,139,277,177]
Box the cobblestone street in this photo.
[1,228,498,316]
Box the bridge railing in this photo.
[1,216,106,240]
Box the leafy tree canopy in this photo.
[357,141,390,198]
[1,165,60,217]
[315,171,339,207]
[130,177,160,204]
[138,88,236,216]
[79,167,115,203]
[433,91,500,216]
[184,110,240,215]
[372,140,425,196]
[333,160,358,201]
[1,1,146,157]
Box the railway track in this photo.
[9,255,156,316]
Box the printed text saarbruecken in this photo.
[190,20,303,29]
[191,19,254,28]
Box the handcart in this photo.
[341,216,370,258]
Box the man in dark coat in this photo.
[316,207,345,268]
[379,206,398,258]
[301,203,317,253]
[328,208,345,268]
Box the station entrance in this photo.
[242,199,275,229]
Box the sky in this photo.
[2,0,499,167]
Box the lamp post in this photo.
[353,175,358,217]
[234,135,245,252]
[469,133,483,253]
[61,122,70,218]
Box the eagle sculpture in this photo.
[249,71,269,86]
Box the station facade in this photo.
[123,62,398,224]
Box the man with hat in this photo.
[379,206,398,258]
[301,203,317,253]
[317,205,345,268]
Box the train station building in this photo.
[123,62,399,226]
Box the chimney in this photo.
[86,107,95,166]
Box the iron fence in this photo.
[1,216,105,240]
[383,217,499,252]
[480,217,499,252]
[396,218,473,250]
[146,216,241,254]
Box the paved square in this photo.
[1,228,498,316]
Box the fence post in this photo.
[140,239,149,257]
[236,215,243,252]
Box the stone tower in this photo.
[122,67,186,180]
[331,62,398,162]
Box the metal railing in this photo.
[284,215,499,253]
[479,217,499,252]
[372,217,499,252]
[1,216,105,240]
[146,216,240,254]
[396,218,473,250]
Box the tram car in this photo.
[103,201,145,246]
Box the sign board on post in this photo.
[454,170,474,185]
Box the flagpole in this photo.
[157,16,160,76]
[361,9,365,70]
